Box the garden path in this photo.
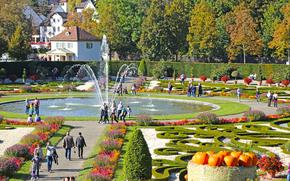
[37,121,106,181]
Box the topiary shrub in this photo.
[124,129,152,181]
[276,106,290,115]
[136,114,154,126]
[138,59,147,76]
[243,110,266,122]
[196,112,219,124]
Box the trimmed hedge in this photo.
[124,129,152,181]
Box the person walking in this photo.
[255,88,260,103]
[191,85,196,97]
[98,103,105,124]
[267,91,273,107]
[287,163,290,181]
[117,101,123,119]
[33,144,43,161]
[31,153,41,180]
[168,82,173,94]
[187,84,192,97]
[126,105,132,118]
[103,104,109,124]
[34,98,40,115]
[131,83,137,95]
[120,107,127,123]
[180,74,185,85]
[237,88,241,102]
[46,141,54,172]
[25,99,30,114]
[110,102,118,123]
[198,83,203,97]
[63,132,75,161]
[76,132,87,159]
[273,92,278,107]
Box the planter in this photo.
[187,162,256,181]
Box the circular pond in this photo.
[0,97,213,117]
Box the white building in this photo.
[46,26,101,61]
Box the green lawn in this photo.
[9,125,72,181]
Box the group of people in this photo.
[30,132,87,180]
[116,83,137,96]
[266,91,279,107]
[99,101,132,124]
[187,83,203,97]
[25,98,41,123]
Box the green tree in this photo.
[187,1,217,60]
[0,35,7,57]
[269,2,290,62]
[124,129,152,181]
[226,3,263,63]
[8,25,31,61]
[22,68,27,83]
[165,0,193,60]
[138,59,147,76]
[139,0,172,60]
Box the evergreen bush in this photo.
[124,129,152,181]
[138,59,147,76]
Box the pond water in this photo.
[0,97,213,117]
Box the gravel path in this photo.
[37,121,106,181]
[0,127,34,156]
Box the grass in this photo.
[0,92,249,121]
[9,125,72,181]
[77,125,108,181]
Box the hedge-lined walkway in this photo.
[38,121,105,181]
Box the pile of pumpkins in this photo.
[191,150,258,167]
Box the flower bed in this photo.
[88,124,126,180]
[0,116,64,178]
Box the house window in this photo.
[86,42,93,49]
[62,42,66,48]
[57,27,60,32]
[67,43,73,48]
[56,43,61,48]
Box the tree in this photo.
[187,1,217,60]
[139,0,172,60]
[165,0,193,60]
[68,0,82,12]
[124,129,152,180]
[138,59,147,76]
[269,2,290,63]
[22,68,27,83]
[8,25,31,61]
[0,68,6,83]
[226,3,263,63]
[0,34,7,57]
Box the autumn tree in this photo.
[269,2,290,63]
[68,0,82,12]
[139,0,172,60]
[8,25,31,61]
[226,3,262,63]
[187,1,217,60]
[165,0,193,61]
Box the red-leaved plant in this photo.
[244,77,253,85]
[266,79,275,85]
[200,75,207,82]
[257,155,284,178]
[221,75,230,83]
[281,80,289,87]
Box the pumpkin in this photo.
[244,152,258,166]
[238,154,252,167]
[184,174,188,181]
[207,151,215,156]
[217,151,230,165]
[231,151,242,158]
[208,154,221,166]
[224,155,238,167]
[192,152,209,165]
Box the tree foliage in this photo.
[138,59,147,76]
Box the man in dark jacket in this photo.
[76,132,87,159]
[63,132,74,160]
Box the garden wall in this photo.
[0,61,287,79]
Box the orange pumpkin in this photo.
[192,152,209,165]
[231,151,242,158]
[208,154,221,166]
[224,155,238,167]
[184,174,188,181]
[244,152,258,166]
[217,151,230,164]
[238,154,252,167]
[207,151,215,156]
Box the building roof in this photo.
[50,26,100,41]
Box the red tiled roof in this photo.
[50,26,100,41]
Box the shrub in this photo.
[20,86,32,93]
[152,60,166,79]
[243,77,253,85]
[107,129,125,139]
[44,116,64,125]
[231,71,240,80]
[0,157,22,176]
[136,114,154,126]
[35,124,51,133]
[89,167,113,181]
[243,110,266,121]
[196,112,219,124]
[200,75,207,82]
[284,141,290,152]
[221,75,230,83]
[266,78,274,85]
[276,106,290,115]
[138,59,147,76]
[100,139,123,152]
[4,144,31,160]
[257,155,284,177]
[9,74,17,83]
[281,80,289,87]
[124,129,152,181]
[30,74,39,82]
[20,134,40,146]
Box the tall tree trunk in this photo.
[175,52,178,61]
[242,44,246,64]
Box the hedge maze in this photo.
[151,117,290,181]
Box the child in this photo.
[31,153,41,180]
[52,148,59,165]
[27,115,33,123]
[126,106,132,118]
